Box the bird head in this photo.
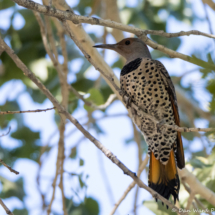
[93,38,151,64]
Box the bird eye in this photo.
[125,40,130,45]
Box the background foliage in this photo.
[0,0,215,214]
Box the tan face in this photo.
[93,37,151,63]
[115,38,148,54]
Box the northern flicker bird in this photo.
[94,38,185,204]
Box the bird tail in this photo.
[148,150,180,204]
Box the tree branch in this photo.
[13,0,214,126]
[203,0,215,11]
[0,158,19,175]
[103,0,124,41]
[109,155,149,215]
[0,198,14,215]
[0,107,55,115]
[0,36,186,215]
[61,19,215,134]
[0,126,11,137]
[182,181,213,215]
[11,0,215,70]
[68,84,116,110]
[35,2,69,213]
[179,168,215,206]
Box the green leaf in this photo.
[0,0,15,10]
[84,88,104,112]
[10,126,40,161]
[84,197,99,215]
[0,100,21,128]
[66,197,99,215]
[70,147,77,159]
[79,158,84,166]
[12,208,28,215]
[0,177,25,201]
[189,158,212,169]
[78,175,85,188]
[72,78,94,93]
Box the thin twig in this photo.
[202,0,215,54]
[132,123,142,166]
[0,198,14,215]
[0,107,55,115]
[186,192,195,210]
[0,159,19,175]
[62,20,215,134]
[34,10,68,215]
[109,155,149,215]
[133,186,139,215]
[0,126,11,137]
[0,36,186,215]
[65,113,128,139]
[192,201,200,215]
[132,123,142,215]
[179,168,215,207]
[68,84,116,110]
[97,149,116,207]
[11,0,215,70]
[182,180,212,215]
[202,1,214,36]
[203,0,215,11]
[50,10,69,215]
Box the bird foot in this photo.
[156,119,166,133]
[119,90,132,109]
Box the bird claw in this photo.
[156,119,166,133]
[120,90,132,109]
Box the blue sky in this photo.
[0,0,215,215]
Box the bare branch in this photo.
[202,1,214,36]
[0,198,14,215]
[0,158,19,175]
[132,123,142,166]
[61,19,215,134]
[192,202,201,215]
[186,191,195,210]
[182,181,213,215]
[133,186,139,215]
[36,3,69,213]
[179,168,215,206]
[0,126,11,137]
[97,149,116,206]
[68,84,116,110]
[203,0,215,11]
[0,107,55,115]
[103,0,124,41]
[19,0,214,127]
[109,155,149,215]
[0,37,186,215]
[11,0,215,70]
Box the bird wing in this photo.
[154,60,185,169]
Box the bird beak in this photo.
[93,44,117,51]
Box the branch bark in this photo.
[103,0,124,41]
[179,167,215,206]
[61,19,215,134]
[0,35,186,215]
[0,107,55,115]
[11,0,215,70]
[0,198,14,215]
[203,0,215,11]
[109,155,149,215]
[11,0,215,125]
[0,158,19,175]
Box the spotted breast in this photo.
[120,57,185,203]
